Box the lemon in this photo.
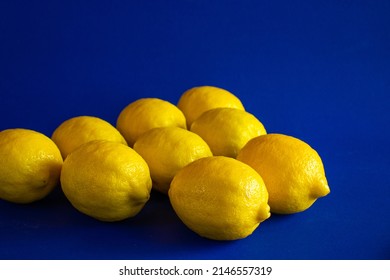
[51,115,127,159]
[60,140,152,221]
[177,86,245,128]
[190,107,266,158]
[116,98,187,146]
[168,156,270,240]
[237,134,330,214]
[133,127,212,194]
[0,128,63,203]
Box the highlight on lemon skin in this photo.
[133,127,212,194]
[190,107,267,158]
[177,85,245,128]
[0,128,63,204]
[168,156,270,241]
[116,98,187,147]
[60,140,152,222]
[237,133,330,214]
[51,115,127,159]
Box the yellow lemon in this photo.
[190,107,266,158]
[116,98,187,146]
[168,156,270,240]
[51,115,127,159]
[177,85,245,128]
[237,134,330,214]
[60,140,152,221]
[133,127,212,194]
[0,128,63,203]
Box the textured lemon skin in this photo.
[237,134,330,214]
[51,115,127,159]
[60,140,152,222]
[177,86,245,128]
[190,107,266,158]
[0,128,63,203]
[133,127,212,194]
[116,98,187,147]
[168,156,270,240]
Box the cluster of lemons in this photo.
[0,86,330,241]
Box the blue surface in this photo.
[1,0,389,260]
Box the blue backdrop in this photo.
[1,0,389,259]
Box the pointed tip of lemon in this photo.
[311,183,330,198]
[258,204,271,222]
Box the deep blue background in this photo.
[1,0,389,260]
